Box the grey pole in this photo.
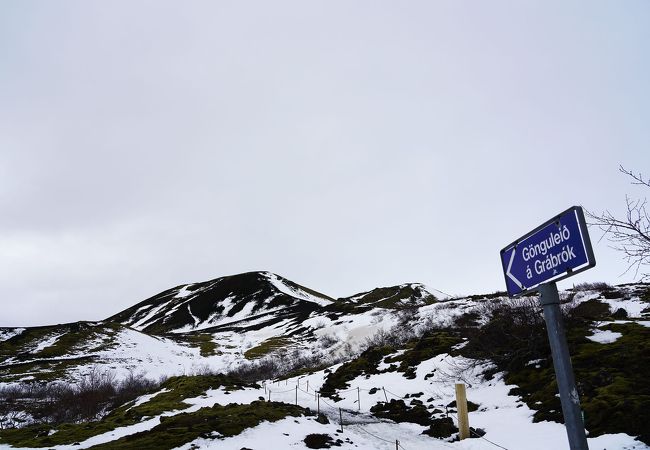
[538,282,589,450]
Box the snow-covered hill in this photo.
[1,274,649,449]
[0,322,206,384]
[1,272,450,385]
[108,271,334,334]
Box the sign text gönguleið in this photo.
[500,206,595,297]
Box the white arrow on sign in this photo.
[506,248,525,290]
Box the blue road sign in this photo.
[500,206,596,297]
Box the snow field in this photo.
[1,349,648,450]
[2,285,649,449]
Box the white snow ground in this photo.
[586,329,623,344]
[2,352,646,450]
[1,285,648,449]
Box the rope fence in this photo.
[448,412,510,450]
[261,377,512,450]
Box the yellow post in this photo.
[455,383,470,440]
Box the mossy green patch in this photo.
[323,302,370,316]
[446,399,480,412]
[387,330,461,379]
[0,322,120,362]
[89,401,307,450]
[344,285,437,309]
[505,322,650,444]
[0,322,124,383]
[370,399,432,426]
[320,330,460,399]
[128,374,255,417]
[320,346,394,399]
[465,291,507,301]
[178,334,219,357]
[460,299,548,373]
[0,327,51,358]
[457,296,650,443]
[638,285,650,302]
[0,374,254,448]
[422,417,458,438]
[244,337,292,359]
[569,299,611,321]
[304,433,339,448]
[0,409,134,448]
[0,356,98,384]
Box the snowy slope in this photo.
[108,271,333,334]
[3,277,649,390]
[2,347,647,449]
[0,322,211,385]
[2,276,649,449]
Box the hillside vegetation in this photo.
[1,274,649,449]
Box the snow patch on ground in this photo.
[587,329,623,344]
[601,298,648,318]
[419,284,452,300]
[129,300,174,330]
[172,416,341,450]
[81,328,204,380]
[31,333,65,354]
[187,304,201,327]
[264,272,332,306]
[0,328,25,342]
[174,285,195,298]
[309,308,400,356]
[571,291,603,305]
[418,298,480,328]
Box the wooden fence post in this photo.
[455,383,470,440]
[339,407,343,432]
[383,387,388,402]
[295,386,298,405]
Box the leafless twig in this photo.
[586,166,650,281]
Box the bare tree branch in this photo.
[619,165,650,188]
[586,166,650,281]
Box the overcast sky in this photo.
[1,1,649,326]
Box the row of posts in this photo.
[263,379,472,441]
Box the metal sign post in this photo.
[539,282,588,450]
[500,206,595,450]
